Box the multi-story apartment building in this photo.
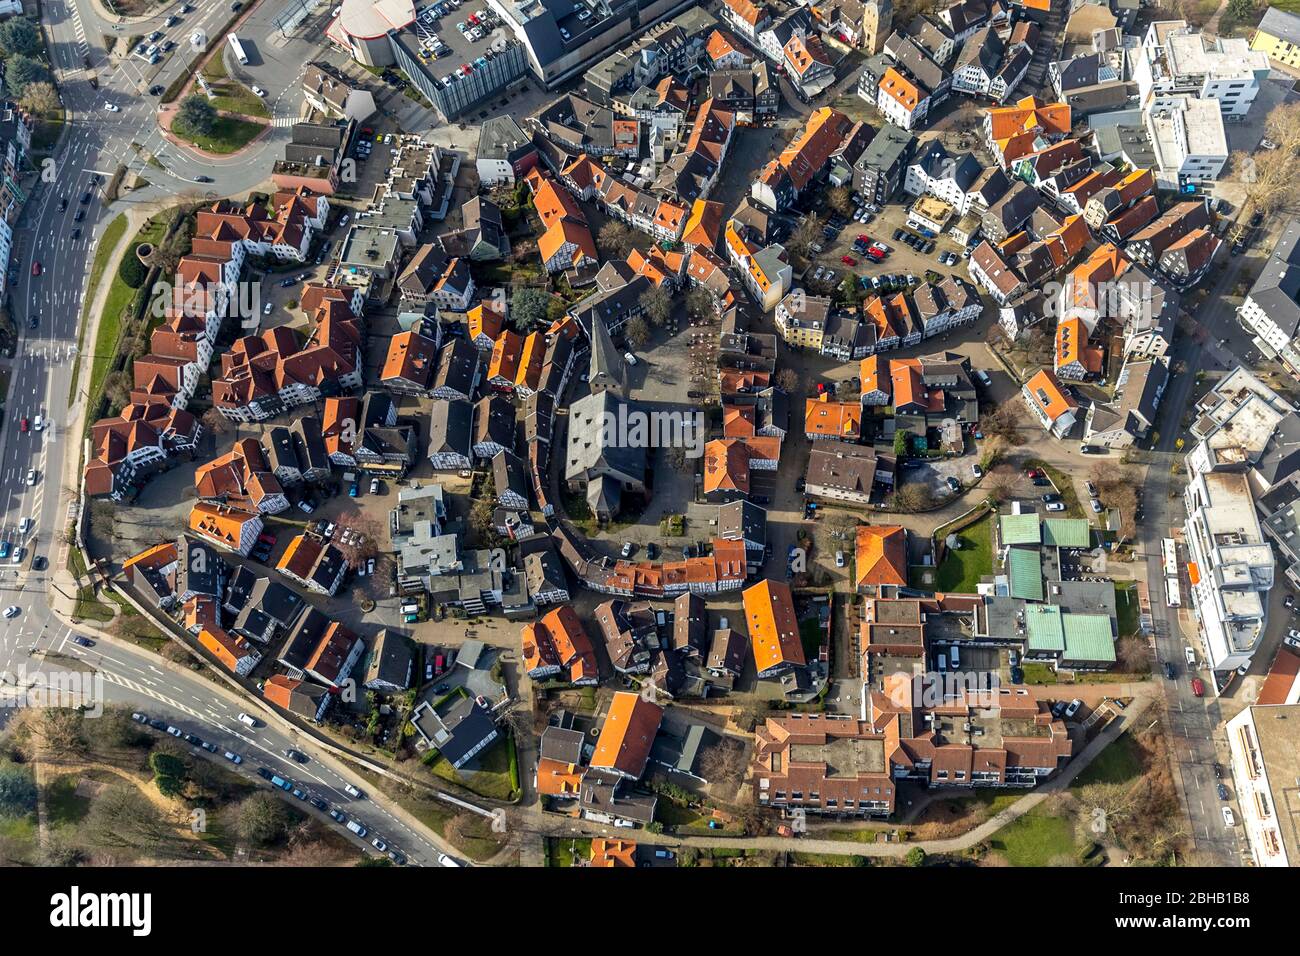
[1182,465,1274,674]
[1225,703,1300,867]
[1238,218,1300,378]
[1134,19,1269,120]
[1144,94,1228,190]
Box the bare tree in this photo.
[985,464,1017,502]
[893,482,934,512]
[775,368,800,393]
[826,186,852,216]
[698,739,748,788]
[982,400,1025,446]
[639,284,673,328]
[685,286,715,321]
[786,217,821,258]
[625,315,651,349]
[82,785,178,852]
[597,221,636,259]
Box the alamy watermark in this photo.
[598,402,706,460]
[0,665,104,717]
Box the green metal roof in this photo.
[1025,604,1064,652]
[1042,517,1091,549]
[1061,613,1117,664]
[1007,547,1044,602]
[1000,513,1041,546]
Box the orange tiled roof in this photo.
[1055,317,1102,374]
[880,67,920,111]
[590,838,637,867]
[1025,368,1078,422]
[803,396,862,438]
[188,501,258,548]
[591,691,663,777]
[855,525,907,588]
[743,578,805,674]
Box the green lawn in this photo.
[935,514,993,592]
[74,586,115,622]
[45,774,93,828]
[426,738,516,800]
[988,803,1080,866]
[201,55,271,118]
[31,113,65,153]
[1115,582,1140,639]
[799,616,824,659]
[172,114,265,154]
[546,837,592,866]
[70,213,128,403]
[1074,732,1143,788]
[1020,662,1058,685]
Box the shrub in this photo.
[118,249,147,288]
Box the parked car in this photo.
[1064,699,1083,719]
[1222,806,1236,827]
[1217,783,1230,801]
[1191,677,1205,697]
[1045,501,1066,512]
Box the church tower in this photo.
[863,0,893,55]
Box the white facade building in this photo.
[1182,466,1274,674]
[1144,95,1228,190]
[1134,20,1269,120]
[1225,704,1300,867]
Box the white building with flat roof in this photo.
[1134,20,1270,119]
[1225,704,1300,867]
[1144,95,1227,190]
[1182,466,1274,674]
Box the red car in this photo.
[841,255,856,265]
[856,234,870,243]
[257,532,277,546]
[865,250,884,262]
[1191,678,1205,697]
[30,262,40,276]
[19,418,28,432]
[1026,468,1044,478]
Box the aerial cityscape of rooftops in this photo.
[2,0,1300,883]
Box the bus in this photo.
[1165,577,1182,608]
[1161,538,1178,579]
[227,33,248,65]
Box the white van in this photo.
[1184,646,1196,666]
[950,646,960,668]
[346,819,368,838]
[975,370,991,387]
[400,603,419,615]
[438,852,462,867]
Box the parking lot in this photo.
[799,194,971,301]
[404,0,510,87]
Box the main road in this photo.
[0,0,462,865]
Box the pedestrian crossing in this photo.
[269,116,297,128]
[98,669,209,722]
[69,2,89,56]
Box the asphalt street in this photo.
[0,0,461,866]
